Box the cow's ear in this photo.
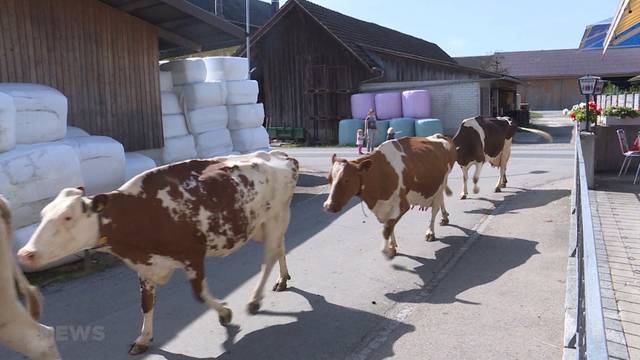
[76,186,85,194]
[331,153,337,164]
[358,160,372,172]
[91,194,109,213]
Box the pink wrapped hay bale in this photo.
[351,93,375,119]
[402,90,431,118]
[374,92,402,120]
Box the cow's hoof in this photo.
[473,186,480,194]
[129,343,149,355]
[459,194,467,200]
[494,187,502,193]
[272,278,288,292]
[218,307,233,326]
[425,233,436,242]
[247,301,261,315]
[440,218,449,226]
[383,247,397,259]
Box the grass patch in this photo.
[530,111,543,119]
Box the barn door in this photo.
[304,64,351,144]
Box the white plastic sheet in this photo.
[175,82,226,110]
[186,106,228,134]
[58,136,126,195]
[225,80,259,105]
[162,114,189,138]
[230,127,270,153]
[193,128,233,158]
[203,56,249,82]
[160,58,207,86]
[0,92,16,152]
[0,83,68,144]
[66,126,90,138]
[163,135,197,164]
[159,71,174,92]
[161,91,182,115]
[125,153,156,181]
[227,103,265,130]
[0,143,84,228]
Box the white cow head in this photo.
[17,188,105,269]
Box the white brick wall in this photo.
[424,82,480,135]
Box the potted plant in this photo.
[569,101,601,130]
[600,106,640,126]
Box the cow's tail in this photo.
[0,195,43,320]
[518,127,553,143]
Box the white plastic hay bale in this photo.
[193,128,233,158]
[13,223,85,272]
[230,127,270,153]
[58,136,126,195]
[159,71,174,92]
[0,92,16,152]
[159,58,207,86]
[0,143,84,228]
[203,56,249,81]
[161,91,182,115]
[125,153,156,181]
[163,135,197,164]
[162,114,189,138]
[0,83,68,144]
[225,80,259,105]
[174,82,226,110]
[66,126,90,138]
[227,103,265,130]
[186,106,228,134]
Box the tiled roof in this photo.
[297,0,456,67]
[457,47,640,78]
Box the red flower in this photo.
[570,112,576,119]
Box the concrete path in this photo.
[1,122,574,359]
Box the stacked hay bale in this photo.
[203,56,269,154]
[159,69,198,163]
[161,58,233,159]
[0,84,156,270]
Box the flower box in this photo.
[599,116,640,126]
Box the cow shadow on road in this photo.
[151,287,414,360]
[464,188,569,216]
[385,226,539,305]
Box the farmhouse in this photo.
[238,0,520,143]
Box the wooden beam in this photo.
[119,0,159,13]
[158,0,245,39]
[157,27,202,52]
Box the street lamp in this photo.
[578,75,601,132]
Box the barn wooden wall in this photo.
[253,8,371,143]
[518,77,582,110]
[0,0,162,151]
[374,52,482,82]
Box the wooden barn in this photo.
[0,0,247,150]
[239,0,514,144]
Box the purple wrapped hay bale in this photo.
[402,90,431,118]
[374,92,402,120]
[351,93,376,119]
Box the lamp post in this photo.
[578,75,600,132]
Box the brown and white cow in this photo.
[0,196,60,360]
[17,151,299,355]
[323,135,456,258]
[453,116,518,199]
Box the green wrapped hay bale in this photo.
[389,117,416,138]
[415,119,443,137]
[372,120,390,146]
[339,119,364,145]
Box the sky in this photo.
[280,0,619,57]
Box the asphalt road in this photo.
[2,121,575,360]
